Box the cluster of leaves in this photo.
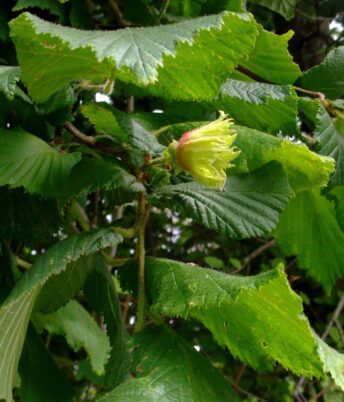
[1,0,344,401]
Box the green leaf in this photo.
[297,47,344,99]
[275,188,344,292]
[99,326,240,402]
[81,104,165,155]
[0,241,14,304]
[0,128,80,197]
[216,79,298,134]
[153,162,292,239]
[34,255,95,313]
[0,91,53,139]
[234,125,335,191]
[114,109,165,154]
[156,122,334,191]
[241,27,301,84]
[10,11,258,102]
[59,158,144,207]
[143,257,344,386]
[38,86,76,115]
[0,66,21,99]
[250,0,297,20]
[0,289,40,402]
[80,103,129,144]
[329,185,344,232]
[13,0,65,18]
[84,257,130,388]
[314,103,344,186]
[204,256,224,269]
[0,228,122,402]
[34,300,111,375]
[18,325,74,402]
[317,337,344,391]
[83,105,164,153]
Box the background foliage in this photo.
[1,0,344,401]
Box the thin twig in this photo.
[107,0,131,27]
[295,293,344,398]
[157,0,169,22]
[234,239,276,273]
[233,364,246,386]
[230,379,270,402]
[321,294,344,341]
[294,376,306,398]
[334,318,344,346]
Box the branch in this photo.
[64,121,119,154]
[233,364,246,387]
[16,257,32,270]
[64,122,95,146]
[229,379,269,402]
[321,293,344,341]
[107,0,131,27]
[69,200,91,231]
[237,65,272,84]
[234,239,276,273]
[237,66,329,107]
[135,192,149,332]
[157,0,169,22]
[293,86,327,103]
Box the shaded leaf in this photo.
[314,103,344,187]
[13,0,65,18]
[275,188,344,292]
[34,300,111,375]
[81,103,129,144]
[0,228,122,402]
[18,325,74,402]
[0,128,80,197]
[297,47,344,99]
[34,255,95,313]
[0,66,21,99]
[0,186,61,246]
[99,326,240,402]
[84,257,130,388]
[59,158,144,207]
[329,185,344,232]
[250,0,297,20]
